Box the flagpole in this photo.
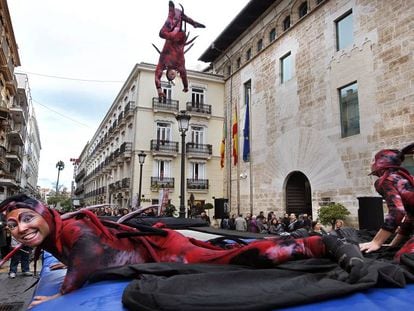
[236,102,241,215]
[248,91,253,217]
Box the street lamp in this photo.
[176,110,191,218]
[55,160,65,194]
[137,151,146,208]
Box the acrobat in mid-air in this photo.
[154,1,205,99]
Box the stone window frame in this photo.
[280,52,293,84]
[269,27,276,43]
[335,9,353,51]
[276,9,290,34]
[256,38,263,52]
[338,81,360,138]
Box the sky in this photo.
[7,0,249,191]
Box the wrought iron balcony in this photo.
[186,102,212,116]
[152,97,179,114]
[186,142,212,159]
[187,178,209,190]
[150,139,178,156]
[120,142,132,159]
[124,101,135,119]
[151,176,175,189]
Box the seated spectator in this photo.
[248,215,260,233]
[211,215,220,229]
[268,218,285,235]
[335,219,345,230]
[309,221,328,236]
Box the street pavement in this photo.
[0,260,40,311]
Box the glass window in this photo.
[156,122,171,142]
[339,82,360,137]
[190,162,205,180]
[161,84,172,100]
[190,126,204,145]
[237,57,241,69]
[283,16,290,31]
[299,3,308,18]
[336,11,353,50]
[269,28,276,42]
[281,52,292,83]
[154,160,171,178]
[257,39,263,52]
[246,48,252,61]
[191,87,204,107]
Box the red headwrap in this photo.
[0,194,64,253]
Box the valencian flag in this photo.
[243,101,250,162]
[232,105,238,165]
[220,122,225,168]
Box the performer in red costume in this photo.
[1,195,363,307]
[360,143,414,261]
[154,1,205,98]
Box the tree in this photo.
[318,202,350,230]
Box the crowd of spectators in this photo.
[218,211,338,237]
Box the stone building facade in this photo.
[199,0,414,223]
[0,2,41,200]
[77,63,225,214]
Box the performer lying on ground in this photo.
[1,195,365,308]
[154,1,205,98]
[360,143,414,260]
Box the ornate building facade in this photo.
[199,0,414,223]
[76,63,225,214]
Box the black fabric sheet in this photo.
[88,230,414,311]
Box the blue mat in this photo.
[31,251,414,311]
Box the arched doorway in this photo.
[285,171,312,216]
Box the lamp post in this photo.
[137,151,146,208]
[55,160,65,194]
[176,110,191,218]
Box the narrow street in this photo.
[0,261,39,311]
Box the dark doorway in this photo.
[285,171,312,216]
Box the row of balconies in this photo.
[151,139,212,159]
[75,168,86,183]
[152,97,212,117]
[150,177,209,191]
[79,176,209,200]
[108,177,131,191]
[85,142,132,181]
[89,102,135,158]
[84,185,107,199]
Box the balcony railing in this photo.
[187,178,209,190]
[122,177,130,189]
[120,142,132,159]
[151,177,175,189]
[152,97,179,113]
[75,168,86,182]
[150,139,179,154]
[186,142,212,157]
[124,101,135,118]
[186,102,212,116]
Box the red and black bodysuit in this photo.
[370,146,414,261]
[1,195,327,295]
[154,1,205,98]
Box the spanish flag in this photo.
[232,105,238,166]
[220,122,225,168]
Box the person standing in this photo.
[9,236,33,278]
[235,214,247,232]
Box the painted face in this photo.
[6,208,50,247]
[166,69,176,81]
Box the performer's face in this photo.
[167,69,176,81]
[6,208,50,247]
